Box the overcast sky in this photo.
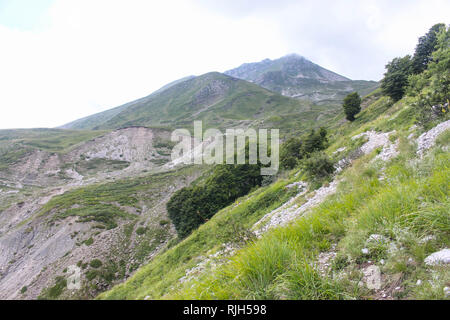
[0,0,449,129]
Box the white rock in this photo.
[419,235,436,243]
[332,147,346,155]
[363,265,381,290]
[367,234,388,243]
[424,248,450,266]
[417,120,450,157]
[444,287,450,298]
[285,181,307,189]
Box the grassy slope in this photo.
[0,128,109,173]
[99,91,449,300]
[0,128,108,153]
[36,165,204,228]
[60,72,347,137]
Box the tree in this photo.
[412,23,446,74]
[408,25,450,126]
[280,128,328,169]
[302,152,335,180]
[280,137,302,169]
[381,55,412,101]
[342,92,362,121]
[167,146,263,239]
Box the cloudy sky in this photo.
[0,0,448,129]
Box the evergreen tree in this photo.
[342,92,362,121]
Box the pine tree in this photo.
[342,92,362,121]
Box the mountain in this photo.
[99,91,450,301]
[225,54,379,103]
[61,71,339,136]
[60,75,196,130]
[225,53,350,83]
[62,55,379,134]
[3,57,382,299]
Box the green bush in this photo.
[302,152,335,180]
[167,163,262,239]
[38,276,66,300]
[280,137,303,169]
[90,259,103,268]
[136,227,147,235]
[86,270,98,281]
[280,128,328,169]
[84,237,94,246]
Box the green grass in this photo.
[99,90,449,300]
[169,133,448,300]
[97,176,299,300]
[0,128,108,153]
[60,72,377,139]
[38,276,67,300]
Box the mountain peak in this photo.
[224,53,350,84]
[224,54,377,102]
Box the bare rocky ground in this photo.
[0,127,203,299]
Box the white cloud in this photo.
[0,0,448,129]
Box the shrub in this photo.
[302,152,335,180]
[86,270,98,281]
[135,227,147,235]
[38,276,66,300]
[280,128,328,169]
[280,137,303,169]
[84,237,94,246]
[167,163,262,239]
[159,219,169,226]
[90,259,103,268]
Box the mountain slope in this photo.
[225,54,379,103]
[0,125,208,299]
[98,88,450,301]
[61,72,338,135]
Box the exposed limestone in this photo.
[363,265,382,290]
[352,130,398,161]
[253,180,338,236]
[424,248,450,266]
[417,120,450,157]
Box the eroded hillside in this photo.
[0,126,206,299]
